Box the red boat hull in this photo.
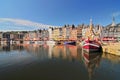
[82,40,101,52]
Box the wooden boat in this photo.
[64,41,76,45]
[46,40,56,45]
[82,39,101,52]
[34,41,44,45]
[56,41,62,45]
[82,19,102,52]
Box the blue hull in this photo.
[64,41,76,45]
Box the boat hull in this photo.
[82,40,101,52]
[46,41,56,45]
[64,41,76,45]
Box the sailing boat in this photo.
[82,19,102,52]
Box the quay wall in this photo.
[102,42,120,56]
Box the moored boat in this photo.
[56,41,62,45]
[81,19,102,52]
[64,41,76,45]
[46,40,56,45]
[82,39,101,52]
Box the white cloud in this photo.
[0,18,58,29]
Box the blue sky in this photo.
[0,0,120,26]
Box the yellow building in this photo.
[52,28,65,41]
[69,27,77,41]
[62,27,67,40]
[52,28,59,41]
[52,25,78,41]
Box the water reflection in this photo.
[0,44,83,61]
[0,44,24,52]
[0,44,120,80]
[51,45,78,60]
[82,50,102,80]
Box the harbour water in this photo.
[0,44,120,80]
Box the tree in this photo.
[72,24,75,29]
[64,24,67,27]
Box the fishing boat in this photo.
[46,40,56,45]
[56,41,62,45]
[82,39,101,52]
[64,41,76,45]
[82,19,102,52]
[34,41,44,45]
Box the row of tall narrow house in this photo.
[1,17,120,45]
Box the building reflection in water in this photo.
[22,44,49,59]
[82,49,102,80]
[0,44,103,80]
[48,45,103,80]
[0,44,24,52]
[50,45,80,61]
[0,44,120,80]
[48,44,54,58]
[0,44,82,62]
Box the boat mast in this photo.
[111,16,116,27]
[90,19,93,31]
